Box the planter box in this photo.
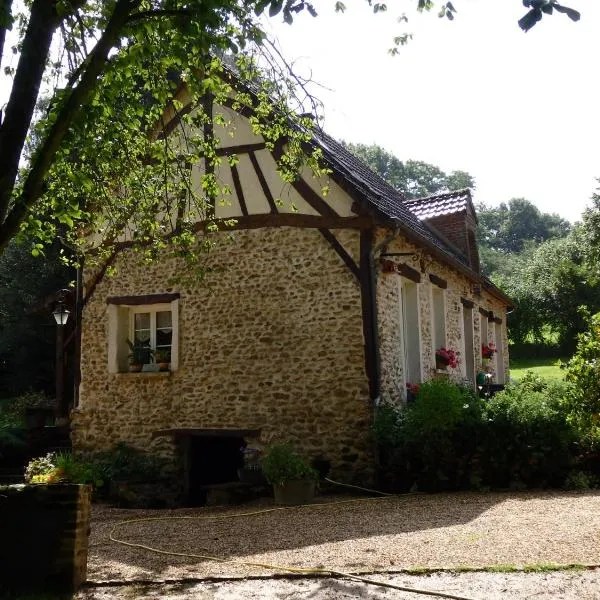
[0,484,91,593]
[273,479,316,505]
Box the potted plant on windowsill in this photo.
[261,443,318,505]
[155,349,171,372]
[481,342,497,369]
[435,347,460,371]
[127,338,153,372]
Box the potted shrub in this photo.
[127,338,153,372]
[261,443,318,505]
[155,349,171,372]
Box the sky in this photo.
[0,1,595,222]
[263,0,597,222]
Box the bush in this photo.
[261,444,318,486]
[0,392,49,429]
[374,376,579,492]
[563,312,600,427]
[374,380,484,492]
[92,442,167,484]
[480,374,576,488]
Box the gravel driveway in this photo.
[88,490,600,584]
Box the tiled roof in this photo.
[312,132,471,269]
[404,189,472,220]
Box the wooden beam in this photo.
[107,293,180,306]
[360,230,380,402]
[216,142,266,156]
[107,214,373,253]
[461,297,475,309]
[248,151,278,214]
[230,163,248,217]
[397,263,421,283]
[493,317,503,324]
[290,176,339,219]
[429,273,448,289]
[270,140,339,218]
[479,307,490,317]
[319,229,359,281]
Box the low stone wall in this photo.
[0,484,90,592]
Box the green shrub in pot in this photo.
[261,443,318,505]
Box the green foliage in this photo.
[24,451,103,488]
[341,142,475,199]
[261,443,317,486]
[374,380,482,492]
[374,377,581,492]
[564,470,598,490]
[480,374,576,488]
[0,392,49,428]
[127,338,154,365]
[477,198,571,255]
[92,442,167,483]
[563,312,600,426]
[0,241,72,396]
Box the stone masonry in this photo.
[376,230,510,406]
[72,224,511,483]
[72,227,374,481]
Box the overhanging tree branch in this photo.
[0,0,13,75]
[0,0,140,252]
[0,0,59,223]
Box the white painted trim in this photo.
[108,300,180,373]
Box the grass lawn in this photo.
[510,357,567,381]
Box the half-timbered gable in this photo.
[72,84,511,497]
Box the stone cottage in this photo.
[71,86,511,497]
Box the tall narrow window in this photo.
[400,279,422,384]
[462,305,475,386]
[495,321,505,384]
[480,312,488,355]
[431,287,446,357]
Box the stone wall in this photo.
[73,227,374,481]
[376,230,510,406]
[0,484,90,592]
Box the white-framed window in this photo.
[107,297,179,373]
[495,321,505,384]
[399,278,422,385]
[480,311,488,353]
[431,285,446,362]
[131,306,173,359]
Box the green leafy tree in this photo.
[477,198,571,254]
[495,232,600,350]
[0,240,72,396]
[341,142,475,199]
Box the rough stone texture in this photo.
[73,227,373,481]
[74,223,510,481]
[376,231,510,406]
